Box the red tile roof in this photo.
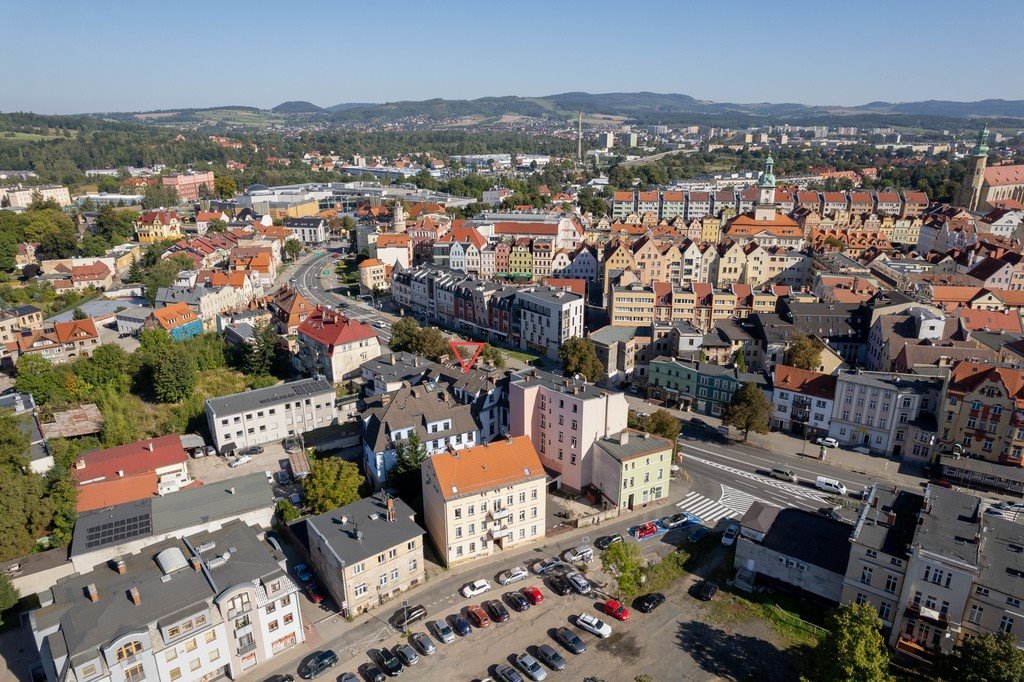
[376,234,410,249]
[772,364,837,401]
[493,221,559,236]
[984,165,1024,188]
[72,434,186,486]
[76,472,158,512]
[543,278,586,296]
[953,308,1022,333]
[298,308,377,347]
[139,210,179,225]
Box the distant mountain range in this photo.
[267,92,1024,125]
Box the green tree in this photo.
[124,258,144,283]
[559,336,603,383]
[283,238,303,262]
[240,319,277,376]
[802,603,893,682]
[0,573,18,620]
[303,456,365,514]
[340,215,356,235]
[14,354,68,405]
[143,185,179,209]
[733,349,746,372]
[143,252,195,306]
[392,433,427,477]
[214,175,237,200]
[45,471,77,547]
[206,219,227,234]
[936,632,1024,682]
[153,346,198,403]
[480,343,506,369]
[418,327,449,362]
[0,409,53,561]
[722,382,771,442]
[628,409,680,442]
[275,499,300,523]
[785,333,823,371]
[600,541,645,598]
[389,317,421,353]
[71,307,87,320]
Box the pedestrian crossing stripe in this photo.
[719,485,760,516]
[676,491,737,524]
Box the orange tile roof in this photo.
[947,362,1024,406]
[376,233,410,248]
[76,472,158,512]
[953,308,1022,333]
[543,278,586,296]
[772,364,837,401]
[725,215,802,233]
[151,301,199,330]
[428,436,544,500]
[493,222,559,236]
[358,258,384,268]
[984,165,1024,187]
[613,191,634,201]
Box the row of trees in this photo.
[389,317,505,368]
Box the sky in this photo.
[3,0,1022,114]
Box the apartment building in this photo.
[205,378,338,453]
[135,211,183,244]
[282,217,327,245]
[73,435,191,512]
[31,520,303,682]
[514,286,584,360]
[938,362,1024,467]
[421,436,546,567]
[144,301,204,341]
[361,383,480,488]
[0,183,71,207]
[12,318,100,365]
[162,171,215,201]
[828,371,942,460]
[306,493,425,618]
[771,364,837,440]
[0,304,43,347]
[268,287,313,335]
[591,429,673,511]
[509,368,628,494]
[295,308,381,383]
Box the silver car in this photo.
[566,571,592,595]
[411,632,436,656]
[515,653,548,681]
[430,619,455,644]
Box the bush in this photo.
[275,499,300,523]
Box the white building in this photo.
[282,217,327,245]
[1,184,71,207]
[205,378,338,453]
[295,309,381,383]
[514,286,584,360]
[770,365,837,441]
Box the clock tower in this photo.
[754,153,778,222]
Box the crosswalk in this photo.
[676,490,739,524]
[681,451,833,504]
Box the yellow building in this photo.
[134,210,182,244]
[608,282,655,326]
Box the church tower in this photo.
[955,126,989,212]
[754,152,778,222]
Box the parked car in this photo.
[658,513,689,529]
[375,648,403,677]
[603,599,630,621]
[393,604,427,630]
[338,674,359,682]
[721,524,739,547]
[818,506,843,522]
[698,580,719,601]
[360,666,385,682]
[304,584,324,604]
[449,613,472,637]
[283,437,298,453]
[266,676,295,682]
[522,586,544,605]
[430,619,455,644]
[394,644,419,667]
[595,533,624,550]
[460,579,492,598]
[687,527,712,544]
[299,650,338,679]
[575,613,612,638]
[532,557,562,575]
[411,632,436,656]
[294,563,314,584]
[229,454,252,468]
[553,627,586,654]
[277,470,292,485]
[815,437,839,448]
[929,479,954,489]
[494,664,524,682]
[239,445,264,457]
[985,508,1006,516]
[498,566,528,585]
[506,590,530,611]
[485,599,509,623]
[289,492,303,506]
[562,545,594,563]
[566,571,591,595]
[535,644,567,671]
[549,574,572,596]
[636,592,666,613]
[467,605,491,628]
[514,653,548,681]
[634,521,658,539]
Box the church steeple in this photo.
[759,153,776,190]
[756,151,777,212]
[955,126,990,212]
[973,126,990,158]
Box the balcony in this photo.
[237,641,257,656]
[226,603,252,620]
[489,508,513,523]
[905,601,950,626]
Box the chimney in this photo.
[387,497,396,522]
[114,558,126,575]
[619,431,629,445]
[189,556,202,572]
[128,586,141,606]
[75,458,86,470]
[886,511,897,527]
[85,584,99,602]
[229,486,236,495]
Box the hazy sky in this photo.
[3,0,1021,114]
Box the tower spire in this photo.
[974,125,989,158]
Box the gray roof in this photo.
[38,521,287,663]
[835,370,941,395]
[913,487,982,566]
[362,384,479,452]
[589,325,643,346]
[977,516,1024,595]
[114,306,154,322]
[71,473,272,557]
[510,367,607,401]
[305,493,424,567]
[361,351,505,397]
[47,300,136,323]
[515,285,582,305]
[205,378,334,416]
[594,429,673,463]
[851,484,923,558]
[747,505,852,575]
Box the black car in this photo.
[360,665,386,682]
[549,574,572,596]
[265,676,295,682]
[338,674,359,682]
[553,627,586,654]
[375,648,403,677]
[636,592,666,613]
[485,599,510,623]
[594,534,624,550]
[392,604,427,630]
[818,506,843,522]
[299,650,338,679]
[449,613,472,637]
[506,591,530,612]
[535,644,567,671]
[698,581,719,602]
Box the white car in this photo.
[497,566,528,585]
[575,613,612,638]
[229,454,252,468]
[815,437,839,448]
[562,545,594,563]
[459,579,492,598]
[722,524,739,547]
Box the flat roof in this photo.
[205,377,333,416]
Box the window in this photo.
[391,568,399,581]
[209,649,220,662]
[355,583,367,596]
[378,553,386,564]
[409,558,418,572]
[855,593,868,606]
[205,631,216,643]
[379,574,388,586]
[284,613,294,625]
[168,626,181,638]
[865,549,877,558]
[353,562,365,575]
[190,657,201,672]
[116,641,144,661]
[125,665,145,682]
[1000,615,1015,633]
[455,526,463,539]
[968,605,984,624]
[166,649,177,662]
[531,488,538,500]
[269,620,279,632]
[169,668,182,681]
[185,638,197,652]
[281,595,291,607]
[1009,597,1022,608]
[879,602,892,622]
[860,566,873,584]
[389,548,398,559]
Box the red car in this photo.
[604,599,630,621]
[305,583,324,604]
[522,586,544,605]
[466,605,491,628]
[635,522,658,539]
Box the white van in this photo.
[815,476,847,496]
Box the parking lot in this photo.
[188,439,302,502]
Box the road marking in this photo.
[681,448,839,503]
[675,491,737,523]
[680,441,863,489]
[719,485,761,516]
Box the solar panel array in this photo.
[84,512,153,549]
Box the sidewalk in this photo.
[624,395,927,488]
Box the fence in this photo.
[771,604,828,638]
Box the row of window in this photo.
[353,560,419,596]
[453,526,540,556]
[453,492,538,520]
[168,647,221,680]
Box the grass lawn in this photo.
[503,348,539,363]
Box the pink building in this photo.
[162,171,215,201]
